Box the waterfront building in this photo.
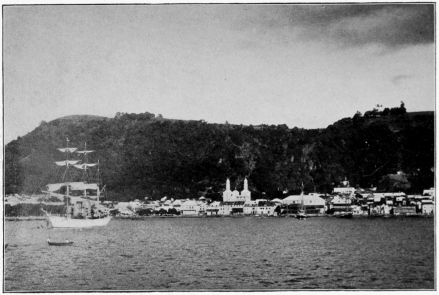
[206,201,221,215]
[180,200,200,215]
[255,199,278,216]
[283,193,325,214]
[243,200,258,215]
[372,192,406,206]
[208,178,252,215]
[198,201,207,214]
[326,195,352,214]
[422,203,434,215]
[423,187,435,197]
[242,199,278,216]
[393,206,416,215]
[144,200,160,210]
[412,195,434,213]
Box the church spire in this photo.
[244,178,248,191]
[226,178,230,191]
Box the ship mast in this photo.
[55,138,79,219]
[74,142,99,203]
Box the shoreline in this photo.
[5,216,47,221]
[5,213,433,221]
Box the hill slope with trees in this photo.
[5,104,434,201]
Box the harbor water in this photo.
[4,216,434,291]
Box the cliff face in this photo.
[5,109,434,201]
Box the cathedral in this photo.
[222,178,251,202]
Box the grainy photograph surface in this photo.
[3,2,435,292]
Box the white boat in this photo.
[45,214,111,228]
[41,140,111,228]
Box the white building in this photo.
[243,200,258,215]
[333,187,356,195]
[210,178,252,215]
[222,178,251,202]
[423,188,435,198]
[180,200,200,215]
[282,194,325,206]
[422,204,434,215]
[198,201,207,214]
[206,201,222,215]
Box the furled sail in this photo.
[73,163,97,170]
[58,148,78,153]
[70,182,99,190]
[76,150,94,155]
[55,160,80,166]
[46,182,84,192]
[46,182,99,192]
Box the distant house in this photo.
[243,200,258,215]
[171,200,182,211]
[197,201,207,214]
[180,200,199,215]
[333,187,356,195]
[254,199,277,216]
[326,195,351,213]
[423,188,435,197]
[283,194,325,206]
[283,194,325,214]
[206,201,221,215]
[422,203,434,215]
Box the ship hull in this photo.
[48,216,111,228]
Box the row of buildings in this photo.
[109,179,435,217]
[6,178,433,218]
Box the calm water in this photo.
[4,216,435,291]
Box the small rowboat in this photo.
[47,241,74,246]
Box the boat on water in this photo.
[296,209,308,220]
[337,212,354,219]
[295,190,308,220]
[47,238,74,246]
[41,140,111,228]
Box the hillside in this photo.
[4,106,434,202]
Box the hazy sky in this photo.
[3,4,435,144]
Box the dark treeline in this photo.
[5,104,434,202]
[4,203,65,217]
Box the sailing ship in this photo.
[41,140,111,228]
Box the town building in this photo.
[180,200,199,215]
[283,193,325,214]
[222,178,251,202]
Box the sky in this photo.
[3,3,435,144]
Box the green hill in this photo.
[5,106,434,201]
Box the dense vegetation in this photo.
[5,104,434,202]
[4,203,65,217]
